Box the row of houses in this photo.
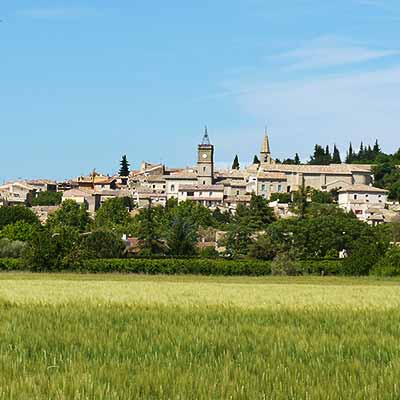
[1,129,398,225]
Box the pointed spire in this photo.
[261,126,271,154]
[202,125,211,145]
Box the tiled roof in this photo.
[338,185,388,193]
[257,172,287,180]
[179,184,224,192]
[164,173,198,180]
[259,163,372,175]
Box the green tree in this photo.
[119,155,130,177]
[253,155,260,165]
[47,200,90,232]
[232,154,240,170]
[81,230,126,259]
[0,206,39,229]
[0,238,26,258]
[294,153,301,165]
[248,234,277,260]
[241,194,275,230]
[166,215,198,256]
[95,198,131,227]
[310,189,333,204]
[136,207,165,256]
[290,185,309,219]
[332,145,341,164]
[24,226,80,271]
[270,193,291,203]
[31,191,62,206]
[223,216,253,257]
[0,221,39,242]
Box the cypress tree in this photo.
[253,155,260,165]
[332,145,342,164]
[373,139,381,155]
[294,153,300,165]
[119,155,130,177]
[232,155,240,170]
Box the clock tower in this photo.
[197,127,214,185]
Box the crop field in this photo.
[0,274,400,399]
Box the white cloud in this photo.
[220,66,400,158]
[275,36,399,70]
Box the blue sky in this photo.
[1,0,399,182]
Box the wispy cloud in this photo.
[275,36,399,70]
[19,6,97,19]
[219,65,400,157]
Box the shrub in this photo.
[197,247,220,259]
[81,230,126,259]
[271,252,302,276]
[0,258,25,271]
[31,191,62,206]
[0,221,39,242]
[0,206,39,229]
[0,239,27,258]
[372,246,400,276]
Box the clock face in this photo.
[202,153,208,159]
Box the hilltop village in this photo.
[1,129,398,226]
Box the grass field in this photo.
[0,274,400,399]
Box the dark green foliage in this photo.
[212,208,232,226]
[309,144,332,165]
[0,221,39,242]
[248,234,277,260]
[332,145,341,164]
[136,207,165,256]
[267,208,381,264]
[232,154,240,170]
[223,218,253,257]
[0,258,25,271]
[269,193,291,203]
[372,163,400,200]
[310,189,333,204]
[23,226,81,271]
[372,246,400,276]
[198,246,220,259]
[166,216,198,256]
[253,155,260,164]
[119,155,130,177]
[0,206,39,229]
[81,230,126,259]
[294,153,301,165]
[47,200,90,232]
[342,242,383,276]
[95,198,131,227]
[31,191,62,206]
[236,194,276,230]
[290,185,309,219]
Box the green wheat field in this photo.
[1,274,400,399]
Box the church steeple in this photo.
[261,127,271,154]
[198,126,214,185]
[260,127,274,166]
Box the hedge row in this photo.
[0,258,344,276]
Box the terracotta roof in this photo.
[259,163,372,175]
[257,172,287,180]
[164,173,198,180]
[338,185,388,193]
[179,184,224,192]
[63,188,95,197]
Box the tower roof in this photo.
[201,126,211,145]
[261,127,271,154]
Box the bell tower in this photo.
[260,127,275,167]
[197,126,214,185]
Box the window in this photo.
[261,184,266,191]
[236,190,240,195]
[171,185,175,192]
[203,167,206,172]
[278,185,282,192]
[187,192,194,197]
[270,184,274,191]
[354,194,358,200]
[209,192,213,196]
[153,185,156,189]
[199,192,203,196]
[203,181,206,185]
